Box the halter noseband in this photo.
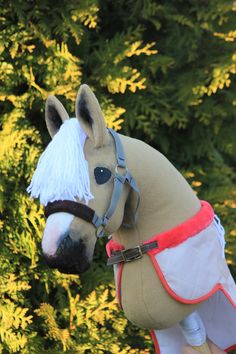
[44,129,140,238]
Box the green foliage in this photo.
[0,0,235,352]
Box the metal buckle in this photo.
[121,246,143,262]
[115,164,129,186]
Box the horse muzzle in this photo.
[42,235,91,274]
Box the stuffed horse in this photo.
[27,85,236,354]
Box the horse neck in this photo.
[113,135,200,249]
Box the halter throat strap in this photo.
[96,129,139,233]
[44,129,140,238]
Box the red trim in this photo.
[105,240,124,309]
[150,331,236,353]
[149,252,236,306]
[145,201,214,254]
[106,201,214,257]
[117,263,123,309]
[150,330,161,354]
[106,239,124,257]
[225,344,236,352]
[106,200,234,306]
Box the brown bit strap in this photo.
[45,200,95,223]
[107,241,158,266]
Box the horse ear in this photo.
[45,95,69,138]
[75,84,109,147]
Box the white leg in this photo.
[179,311,206,346]
[150,312,211,354]
[179,311,211,354]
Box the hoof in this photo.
[192,342,211,354]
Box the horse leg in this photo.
[179,311,211,354]
[150,311,211,354]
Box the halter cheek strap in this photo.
[44,129,140,238]
[93,129,140,236]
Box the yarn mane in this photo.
[27,118,93,206]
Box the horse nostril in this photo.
[42,234,91,274]
[56,234,73,254]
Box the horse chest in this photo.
[114,255,198,330]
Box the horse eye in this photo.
[94,167,112,185]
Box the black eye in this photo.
[94,167,112,185]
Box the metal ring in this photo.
[115,164,127,175]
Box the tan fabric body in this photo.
[112,135,201,329]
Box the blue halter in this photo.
[44,129,140,238]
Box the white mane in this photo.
[27,118,94,206]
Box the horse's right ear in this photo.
[75,84,109,148]
[45,95,69,138]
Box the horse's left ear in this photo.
[75,84,109,148]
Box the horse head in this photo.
[28,85,138,274]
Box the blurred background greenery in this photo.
[0,0,235,352]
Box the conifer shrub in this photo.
[0,0,235,352]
